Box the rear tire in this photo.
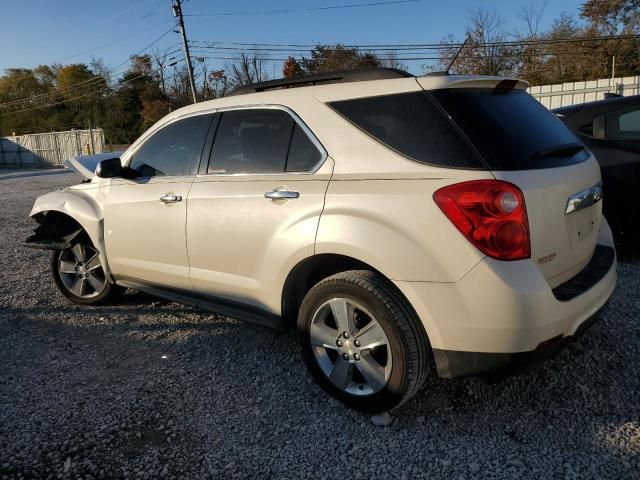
[297,270,431,413]
[50,234,125,305]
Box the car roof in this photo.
[168,72,528,119]
[553,94,640,128]
[227,67,414,96]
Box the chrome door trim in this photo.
[264,190,300,200]
[565,181,603,215]
[159,194,183,203]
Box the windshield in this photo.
[430,88,589,170]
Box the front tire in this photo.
[50,235,123,305]
[297,270,431,413]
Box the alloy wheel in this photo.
[57,242,106,299]
[309,297,392,396]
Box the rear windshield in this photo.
[329,92,484,169]
[430,88,588,170]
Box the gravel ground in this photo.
[0,169,639,479]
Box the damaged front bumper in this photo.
[25,212,82,250]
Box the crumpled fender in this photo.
[30,189,113,279]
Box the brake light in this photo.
[433,180,530,261]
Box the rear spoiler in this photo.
[417,75,529,92]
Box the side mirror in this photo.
[593,115,606,139]
[95,158,123,178]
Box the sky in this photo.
[0,0,585,77]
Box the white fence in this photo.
[0,128,105,168]
[529,75,640,109]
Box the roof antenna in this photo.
[446,36,470,74]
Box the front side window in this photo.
[129,114,213,177]
[208,109,322,174]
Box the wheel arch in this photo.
[29,190,112,279]
[282,254,374,328]
[281,254,434,345]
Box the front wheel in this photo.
[50,235,123,305]
[297,270,431,413]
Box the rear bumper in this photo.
[432,301,607,378]
[394,219,617,378]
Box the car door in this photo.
[596,105,640,247]
[186,106,333,314]
[104,113,214,290]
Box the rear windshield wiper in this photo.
[532,143,585,159]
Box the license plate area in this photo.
[566,205,599,249]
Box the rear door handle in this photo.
[264,190,300,200]
[160,194,182,203]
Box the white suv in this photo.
[27,69,617,412]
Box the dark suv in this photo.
[554,94,640,259]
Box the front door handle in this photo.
[265,190,300,200]
[160,194,182,203]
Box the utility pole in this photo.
[173,0,197,104]
[88,119,95,154]
[611,55,616,89]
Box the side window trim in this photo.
[122,111,215,178]
[203,105,327,176]
[283,122,296,172]
[198,114,221,175]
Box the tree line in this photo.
[438,0,639,83]
[0,0,637,144]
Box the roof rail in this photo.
[228,68,414,96]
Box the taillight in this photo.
[433,180,530,261]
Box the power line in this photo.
[187,46,615,57]
[184,0,423,18]
[110,27,179,72]
[57,20,176,64]
[190,52,438,61]
[100,0,166,24]
[0,54,162,109]
[0,22,176,88]
[0,73,148,117]
[187,48,628,63]
[188,43,631,55]
[0,85,113,117]
[0,65,127,109]
[443,34,640,48]
[189,33,640,50]
[0,36,180,110]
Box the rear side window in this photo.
[286,125,322,172]
[329,92,483,169]
[130,114,212,177]
[431,88,589,170]
[209,109,293,174]
[208,109,323,174]
[606,107,640,139]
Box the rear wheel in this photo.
[50,235,123,305]
[298,270,431,413]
